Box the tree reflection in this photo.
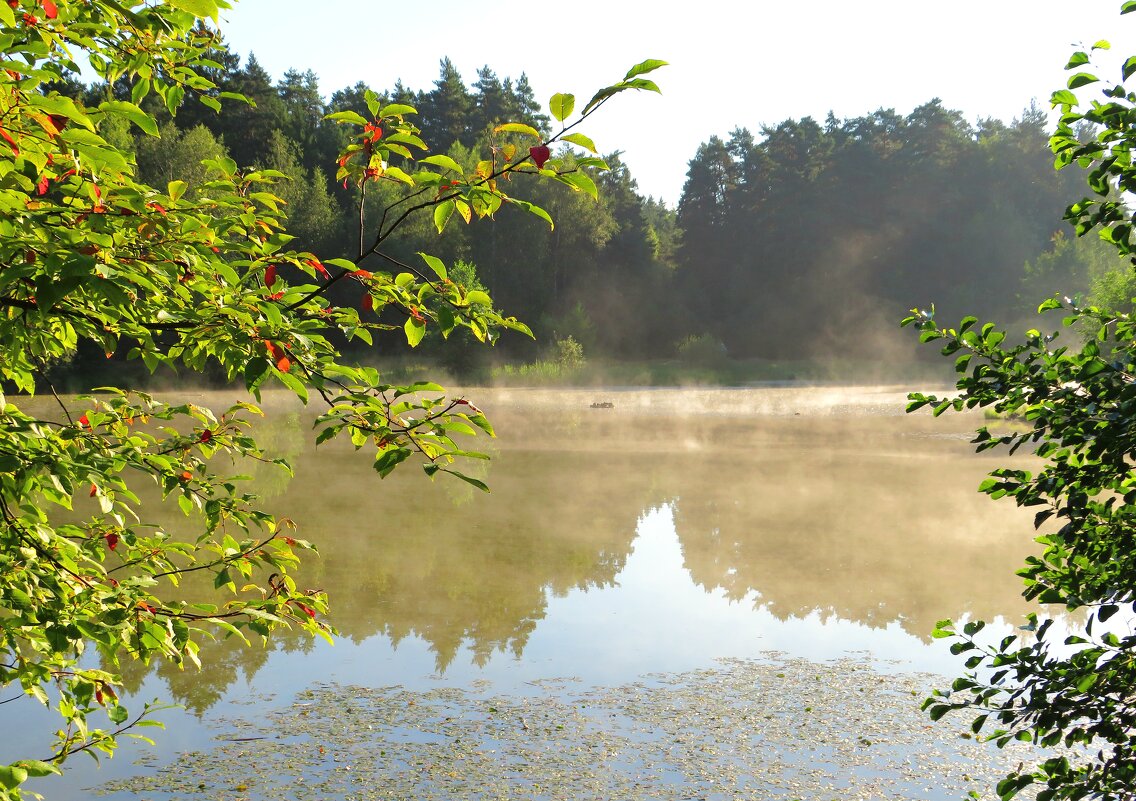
[669,417,1035,637]
[109,390,1038,713]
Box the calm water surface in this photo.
[13,385,1043,797]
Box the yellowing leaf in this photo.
[493,122,541,139]
[549,93,575,122]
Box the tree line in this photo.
[60,35,1127,371]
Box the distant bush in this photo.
[676,333,728,366]
[493,335,586,384]
[554,335,586,371]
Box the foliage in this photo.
[677,105,1085,359]
[903,11,1136,799]
[1020,230,1129,315]
[81,21,1098,367]
[676,333,728,367]
[0,0,664,795]
[493,335,586,384]
[553,335,586,371]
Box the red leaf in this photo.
[306,258,328,279]
[264,264,277,288]
[35,175,49,195]
[179,470,192,482]
[0,128,19,155]
[78,413,90,429]
[199,429,212,443]
[265,341,279,359]
[40,0,56,18]
[105,531,119,550]
[89,483,97,497]
[277,356,292,373]
[361,294,373,313]
[529,145,551,169]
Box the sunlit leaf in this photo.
[623,58,668,80]
[493,122,541,138]
[549,93,575,122]
[561,132,598,153]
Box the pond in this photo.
[11,385,1046,799]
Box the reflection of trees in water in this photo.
[286,447,643,672]
[108,399,1040,712]
[669,424,1036,639]
[112,408,648,708]
[116,634,274,716]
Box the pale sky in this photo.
[216,0,1136,205]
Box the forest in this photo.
[54,33,1128,378]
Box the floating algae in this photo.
[102,656,1039,800]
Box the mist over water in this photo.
[10,385,1047,798]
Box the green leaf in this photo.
[0,4,13,26]
[434,199,455,233]
[325,110,369,126]
[277,370,308,404]
[108,704,129,724]
[549,93,575,122]
[383,166,415,186]
[131,78,151,106]
[493,122,542,139]
[1065,52,1090,70]
[374,447,410,477]
[1123,1,1136,14]
[167,0,220,18]
[244,357,269,390]
[624,58,668,80]
[1076,673,1098,692]
[378,103,417,118]
[404,317,426,347]
[560,132,598,153]
[0,766,27,790]
[927,704,951,722]
[556,171,598,199]
[582,85,623,115]
[99,100,159,137]
[1124,56,1136,82]
[167,180,188,202]
[421,154,464,175]
[1050,89,1078,107]
[1067,72,1099,90]
[13,761,58,779]
[509,198,554,229]
[418,252,448,280]
[441,468,489,492]
[465,290,492,307]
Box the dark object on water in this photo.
[590,401,614,409]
